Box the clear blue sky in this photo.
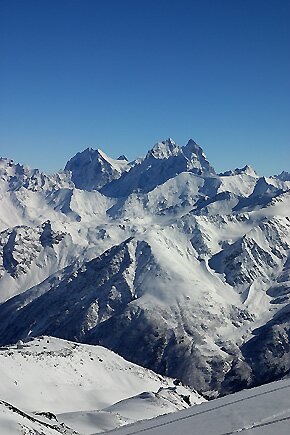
[0,0,289,175]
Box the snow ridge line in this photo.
[0,400,62,432]
[106,382,290,434]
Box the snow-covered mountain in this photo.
[0,336,203,434]
[65,147,132,190]
[0,137,289,403]
[101,138,215,197]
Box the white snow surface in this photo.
[0,139,290,433]
[2,376,290,434]
[109,377,290,435]
[0,336,204,434]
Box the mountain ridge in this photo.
[0,137,289,400]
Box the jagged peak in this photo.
[117,154,128,161]
[66,147,128,167]
[0,157,14,165]
[64,146,131,191]
[220,165,258,177]
[80,147,95,155]
[163,137,176,145]
[96,148,115,162]
[182,139,215,174]
[0,157,31,172]
[182,139,205,158]
[273,171,290,182]
[148,138,180,159]
[146,137,210,162]
[250,176,283,197]
[241,165,258,176]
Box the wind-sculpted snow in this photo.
[0,137,290,401]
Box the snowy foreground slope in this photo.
[1,377,290,435]
[0,336,203,434]
[0,138,290,398]
[109,377,290,435]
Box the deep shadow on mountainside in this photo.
[0,138,290,398]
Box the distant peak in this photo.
[117,155,128,162]
[96,148,111,160]
[149,138,180,159]
[0,157,15,169]
[80,147,103,154]
[83,147,94,153]
[162,137,176,145]
[220,165,258,177]
[241,165,257,176]
[186,138,198,146]
[181,139,215,174]
[64,146,131,191]
[183,139,204,158]
[273,171,290,182]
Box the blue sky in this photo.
[0,0,289,175]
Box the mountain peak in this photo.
[182,139,215,175]
[220,165,258,177]
[183,138,201,154]
[182,139,204,160]
[149,138,179,159]
[65,147,130,190]
[274,170,290,182]
[101,138,216,197]
[117,154,128,161]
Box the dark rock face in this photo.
[0,225,290,397]
[241,311,290,386]
[86,306,230,397]
[0,223,66,279]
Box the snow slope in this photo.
[0,138,289,400]
[0,401,74,435]
[109,377,290,435]
[0,336,204,434]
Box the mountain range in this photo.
[0,138,289,403]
